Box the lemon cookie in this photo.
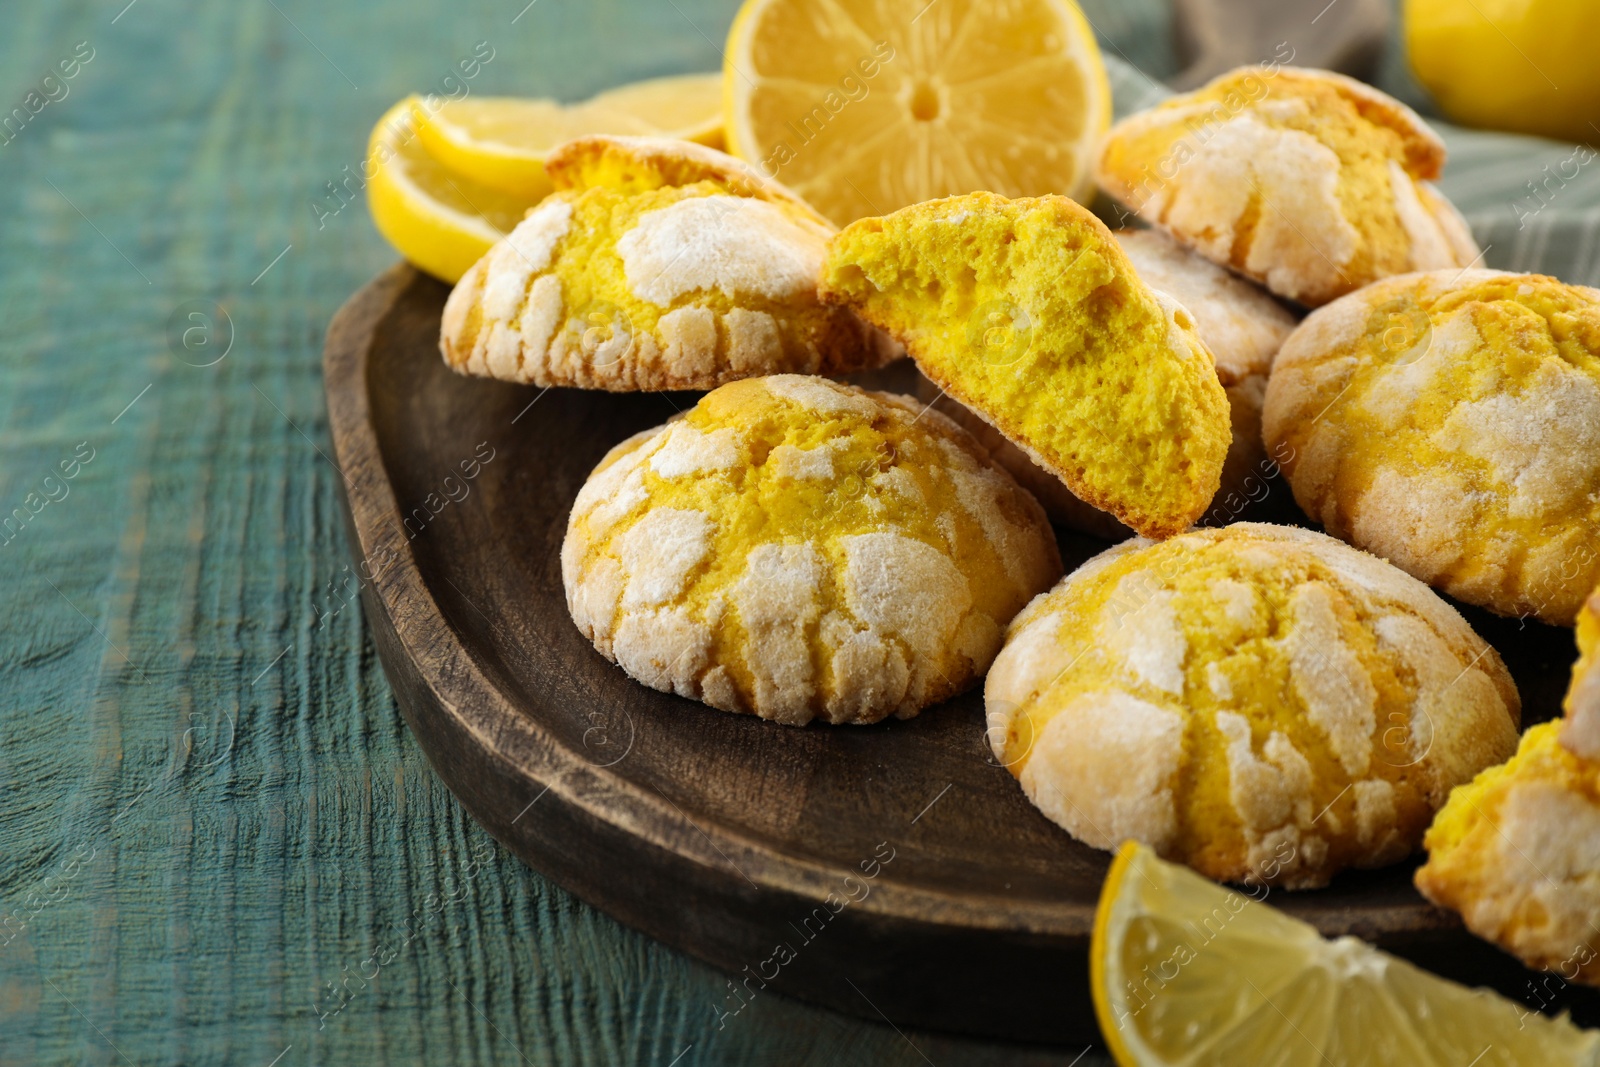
[819,192,1232,541]
[1263,270,1600,626]
[920,382,1132,541]
[1416,722,1600,984]
[986,523,1520,888]
[440,136,894,391]
[1118,229,1299,509]
[542,135,822,219]
[1417,582,1600,981]
[1096,66,1478,307]
[926,229,1298,538]
[561,374,1061,725]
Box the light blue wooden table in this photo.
[2,1,1597,1064]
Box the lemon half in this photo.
[724,0,1111,226]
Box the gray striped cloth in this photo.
[1100,54,1600,287]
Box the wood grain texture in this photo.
[5,0,1600,1064]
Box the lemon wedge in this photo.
[1092,842,1600,1066]
[412,73,724,197]
[723,0,1110,226]
[366,98,541,284]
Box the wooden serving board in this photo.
[324,264,1600,1044]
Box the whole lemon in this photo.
[1405,0,1600,144]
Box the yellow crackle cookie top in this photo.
[986,523,1519,888]
[561,375,1062,726]
[1416,721,1600,985]
[820,192,1232,541]
[1096,66,1478,307]
[1263,270,1600,626]
[440,136,893,392]
[544,135,825,221]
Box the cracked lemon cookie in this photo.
[1415,721,1600,985]
[1263,270,1600,626]
[440,135,894,391]
[1415,581,1600,982]
[819,192,1232,541]
[1096,66,1478,308]
[925,228,1298,538]
[986,523,1520,888]
[561,374,1062,725]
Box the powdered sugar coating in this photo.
[563,375,1061,725]
[1096,66,1478,307]
[987,523,1519,888]
[1265,269,1600,625]
[439,136,895,391]
[617,195,828,306]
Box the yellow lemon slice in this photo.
[366,98,542,284]
[723,0,1111,226]
[588,72,726,148]
[1405,0,1600,145]
[1092,842,1600,1066]
[412,74,724,197]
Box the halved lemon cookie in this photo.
[819,192,1232,540]
[561,375,1062,725]
[925,228,1298,537]
[1263,270,1600,626]
[1096,66,1479,308]
[1118,229,1299,509]
[919,382,1132,542]
[440,136,894,391]
[986,523,1519,888]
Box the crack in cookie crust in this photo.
[440,136,896,391]
[1264,270,1600,625]
[563,375,1063,725]
[986,523,1519,888]
[1096,67,1478,308]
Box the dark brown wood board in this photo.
[324,264,1600,1045]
